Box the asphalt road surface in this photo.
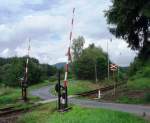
[31,85,150,120]
[31,85,56,100]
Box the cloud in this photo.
[0,0,136,66]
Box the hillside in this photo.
[54,62,65,69]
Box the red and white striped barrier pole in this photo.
[64,8,75,88]
[63,8,75,108]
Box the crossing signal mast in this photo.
[55,8,75,111]
[64,7,75,106]
[110,64,118,95]
[21,38,31,102]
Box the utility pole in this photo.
[107,40,110,81]
[117,52,121,82]
[21,38,31,102]
[113,70,116,96]
[95,62,98,83]
[117,66,119,82]
[57,70,61,110]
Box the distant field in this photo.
[17,103,148,123]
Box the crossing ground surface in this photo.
[30,85,150,120]
[31,85,56,100]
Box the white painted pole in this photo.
[98,90,101,99]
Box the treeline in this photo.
[128,57,150,79]
[105,0,150,80]
[71,36,127,82]
[71,37,108,81]
[0,57,57,86]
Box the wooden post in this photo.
[58,71,61,110]
[95,63,98,83]
[113,70,116,96]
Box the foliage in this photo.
[73,44,107,80]
[17,105,148,123]
[52,80,100,95]
[0,57,57,87]
[49,76,57,82]
[128,57,143,77]
[144,92,150,103]
[116,96,146,104]
[72,36,85,61]
[128,78,150,90]
[0,86,39,108]
[128,57,150,78]
[105,0,150,59]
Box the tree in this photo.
[72,36,85,61]
[0,57,57,86]
[73,44,107,81]
[105,0,150,60]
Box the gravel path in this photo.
[30,85,150,119]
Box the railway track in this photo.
[0,106,25,117]
[76,82,125,96]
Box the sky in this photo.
[0,0,137,66]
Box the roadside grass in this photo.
[116,96,147,104]
[127,77,150,90]
[0,80,56,108]
[0,86,40,108]
[0,87,20,107]
[116,91,150,104]
[52,80,100,95]
[29,80,54,90]
[113,77,150,104]
[67,80,100,95]
[0,81,50,108]
[17,103,56,123]
[17,103,148,123]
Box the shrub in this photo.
[144,93,150,103]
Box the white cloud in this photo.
[1,48,12,57]
[0,0,136,66]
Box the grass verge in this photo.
[109,77,150,104]
[17,103,148,123]
[52,80,100,95]
[0,86,40,108]
[127,77,150,90]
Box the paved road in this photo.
[30,85,56,100]
[70,98,150,119]
[30,85,150,119]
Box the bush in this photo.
[73,45,107,80]
[144,93,150,103]
[0,57,57,87]
[49,76,57,82]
